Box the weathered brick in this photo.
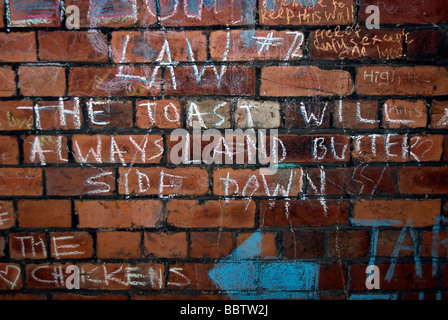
[46,167,116,196]
[0,136,19,164]
[235,99,281,128]
[85,99,133,129]
[210,30,305,61]
[9,233,47,259]
[50,232,93,259]
[430,101,448,129]
[34,99,82,130]
[334,100,379,129]
[96,231,141,259]
[119,167,209,196]
[164,66,256,96]
[0,67,16,97]
[260,0,354,26]
[260,200,349,227]
[190,232,233,259]
[18,200,71,228]
[166,200,255,229]
[283,231,325,258]
[76,200,163,229]
[69,67,162,97]
[382,100,427,128]
[8,0,61,27]
[38,31,109,62]
[353,199,441,227]
[359,0,448,25]
[72,135,163,164]
[111,31,207,63]
[167,263,216,290]
[23,135,68,165]
[236,232,278,258]
[311,29,403,60]
[136,99,181,129]
[0,100,34,131]
[261,66,354,97]
[185,99,232,128]
[328,231,370,258]
[0,168,43,196]
[0,201,16,230]
[0,263,22,290]
[356,66,448,96]
[284,100,331,128]
[144,232,188,259]
[0,32,37,62]
[399,167,448,195]
[19,66,66,97]
[407,30,448,61]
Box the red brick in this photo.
[213,168,303,197]
[210,30,305,61]
[8,0,60,27]
[0,201,15,230]
[23,136,68,165]
[359,0,448,25]
[260,200,349,227]
[279,134,350,162]
[69,67,162,97]
[164,66,255,96]
[85,100,133,129]
[19,66,66,97]
[133,293,220,300]
[76,200,163,229]
[236,232,278,258]
[0,100,34,131]
[0,2,3,28]
[334,100,379,129]
[72,134,163,164]
[349,263,436,290]
[158,0,256,26]
[0,263,22,290]
[319,263,347,290]
[34,99,82,130]
[144,232,188,259]
[0,32,37,62]
[356,66,448,96]
[311,29,403,60]
[0,136,18,165]
[111,31,207,63]
[422,231,448,258]
[352,134,443,163]
[376,230,416,258]
[306,166,398,196]
[25,263,72,290]
[166,200,255,229]
[46,167,116,196]
[97,231,141,259]
[50,232,93,259]
[283,231,325,258]
[407,30,448,60]
[328,231,370,258]
[0,168,42,196]
[167,263,216,290]
[78,263,165,290]
[119,167,209,196]
[190,232,233,259]
[65,0,156,28]
[9,233,47,259]
[261,66,354,97]
[184,98,232,129]
[399,167,448,195]
[430,101,448,129]
[353,199,441,227]
[136,99,181,129]
[38,31,109,62]
[260,0,354,26]
[0,67,16,97]
[382,100,427,128]
[284,100,330,128]
[18,200,71,228]
[235,99,280,129]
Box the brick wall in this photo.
[0,0,447,301]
